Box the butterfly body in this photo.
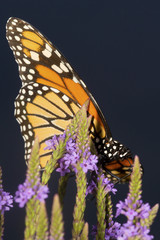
[6,17,133,182]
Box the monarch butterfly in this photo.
[6,17,133,183]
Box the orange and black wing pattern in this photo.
[6,17,109,168]
[6,17,133,182]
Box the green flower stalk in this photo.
[144,203,159,228]
[0,167,13,239]
[96,172,106,240]
[36,202,49,240]
[24,138,41,240]
[72,103,90,239]
[105,193,113,226]
[58,174,70,208]
[14,138,49,240]
[50,194,64,240]
[42,135,69,185]
[0,207,4,240]
[0,167,4,239]
[115,156,159,239]
[80,222,89,240]
[129,155,142,203]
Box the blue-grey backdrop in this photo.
[0,0,160,239]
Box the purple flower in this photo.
[138,203,151,219]
[125,208,138,220]
[118,223,139,239]
[86,180,97,195]
[80,159,93,173]
[116,194,154,239]
[79,151,98,174]
[105,221,122,240]
[56,162,70,176]
[116,201,125,217]
[100,174,117,195]
[52,134,99,176]
[45,131,100,176]
[66,138,76,152]
[15,181,35,208]
[92,222,122,240]
[0,189,13,213]
[15,180,49,207]
[69,151,80,165]
[87,154,98,172]
[35,185,49,202]
[44,134,66,150]
[86,174,117,196]
[91,225,97,237]
[89,154,98,163]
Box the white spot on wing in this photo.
[42,86,49,91]
[66,63,73,71]
[45,43,52,52]
[27,85,33,90]
[30,51,40,61]
[54,50,61,57]
[60,62,69,72]
[62,95,69,102]
[17,46,22,50]
[23,25,29,30]
[73,75,79,83]
[16,27,23,32]
[15,36,20,41]
[23,58,31,64]
[42,49,52,58]
[16,51,20,56]
[29,69,35,74]
[21,66,26,72]
[80,80,86,88]
[51,64,62,73]
[28,90,33,96]
[27,74,33,80]
[51,87,60,93]
[29,131,33,136]
[37,90,42,95]
[33,83,39,87]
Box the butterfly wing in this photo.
[6,17,112,167]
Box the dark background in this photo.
[0,0,160,239]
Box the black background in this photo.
[0,0,160,239]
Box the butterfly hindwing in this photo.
[15,81,80,167]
